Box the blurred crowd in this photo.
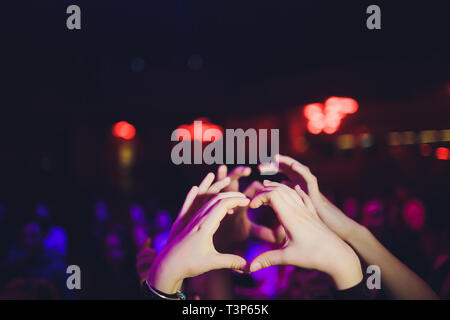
[0,183,449,300]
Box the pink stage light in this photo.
[304,97,358,135]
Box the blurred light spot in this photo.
[153,230,170,254]
[307,120,323,135]
[113,121,136,140]
[175,119,223,142]
[130,204,145,224]
[403,200,426,231]
[359,133,374,148]
[420,144,432,157]
[94,201,109,223]
[119,144,134,167]
[436,147,449,160]
[187,54,203,71]
[304,97,358,135]
[440,129,450,142]
[131,57,145,73]
[293,136,308,153]
[337,134,355,150]
[402,131,415,145]
[388,132,402,146]
[35,204,49,219]
[419,130,438,144]
[303,103,323,121]
[44,226,68,257]
[155,210,172,231]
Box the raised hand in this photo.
[167,172,231,243]
[136,237,156,284]
[259,154,360,242]
[249,181,363,290]
[147,192,251,294]
[215,165,280,246]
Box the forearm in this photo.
[346,225,438,300]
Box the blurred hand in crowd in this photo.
[136,237,155,284]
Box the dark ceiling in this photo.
[1,1,449,125]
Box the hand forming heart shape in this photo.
[146,161,363,295]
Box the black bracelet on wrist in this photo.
[142,279,186,300]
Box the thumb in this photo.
[250,249,285,272]
[213,253,248,272]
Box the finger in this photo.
[201,197,250,232]
[178,186,199,218]
[198,172,215,194]
[258,161,279,175]
[137,256,156,267]
[248,189,276,209]
[263,154,305,183]
[197,192,248,217]
[207,177,231,194]
[262,180,287,188]
[137,248,155,260]
[250,249,286,272]
[228,166,251,181]
[249,188,294,226]
[213,253,248,272]
[217,164,228,181]
[243,180,264,198]
[295,185,318,217]
[275,155,319,194]
[275,225,287,244]
[262,179,297,192]
[262,180,305,208]
[250,223,277,243]
[275,154,299,167]
[139,237,152,251]
[290,163,320,195]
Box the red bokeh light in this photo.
[304,97,358,135]
[175,119,223,142]
[435,147,449,160]
[304,103,323,121]
[112,121,136,140]
[307,120,323,135]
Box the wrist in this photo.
[147,253,184,294]
[323,244,363,290]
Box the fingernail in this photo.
[251,262,262,272]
